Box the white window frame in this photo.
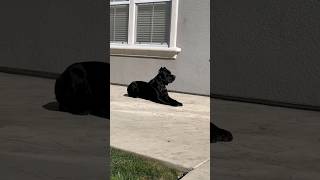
[110,0,181,59]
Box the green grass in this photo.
[111,148,185,180]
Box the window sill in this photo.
[110,45,181,59]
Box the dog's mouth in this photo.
[168,75,175,83]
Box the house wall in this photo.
[212,0,320,107]
[110,0,210,95]
[0,0,106,75]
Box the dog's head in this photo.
[158,67,176,85]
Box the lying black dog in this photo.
[126,67,231,142]
[55,61,109,118]
[127,67,183,107]
[211,123,233,143]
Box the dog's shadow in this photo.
[123,94,129,97]
[42,101,108,119]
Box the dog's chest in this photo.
[158,84,168,95]
[149,79,168,95]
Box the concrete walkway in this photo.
[212,99,320,180]
[0,72,108,180]
[110,84,210,179]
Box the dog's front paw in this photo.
[173,102,183,106]
[211,124,233,143]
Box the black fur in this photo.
[211,123,233,143]
[55,61,109,118]
[127,67,183,107]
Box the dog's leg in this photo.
[58,103,68,112]
[162,97,180,106]
[211,123,233,143]
[159,95,182,106]
[91,108,109,119]
[149,94,173,106]
[167,96,183,106]
[153,97,170,105]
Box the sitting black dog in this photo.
[127,67,183,107]
[55,61,109,118]
[211,123,233,143]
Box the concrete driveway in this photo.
[0,72,108,180]
[110,84,210,179]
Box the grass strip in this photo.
[111,148,185,180]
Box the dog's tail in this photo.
[127,82,139,98]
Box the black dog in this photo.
[211,123,233,143]
[127,67,183,107]
[55,61,109,118]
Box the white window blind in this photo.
[136,2,171,45]
[110,5,129,43]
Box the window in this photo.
[110,4,129,43]
[110,0,181,59]
[136,2,171,45]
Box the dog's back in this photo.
[55,61,109,117]
[127,81,154,100]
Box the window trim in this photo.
[110,0,181,59]
[110,1,129,5]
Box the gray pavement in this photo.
[0,72,108,180]
[110,85,210,179]
[212,99,320,180]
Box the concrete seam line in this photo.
[177,159,209,179]
[192,158,209,169]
